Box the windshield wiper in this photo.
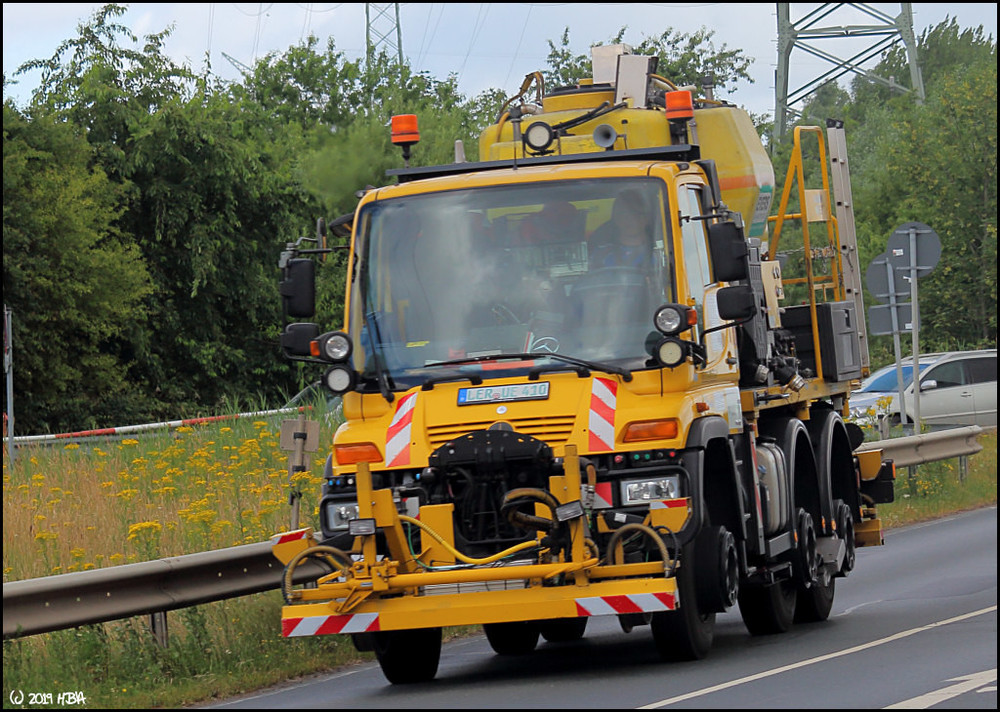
[362,310,395,402]
[526,363,590,380]
[425,352,633,382]
[528,352,633,382]
[420,372,484,391]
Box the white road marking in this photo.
[883,669,997,709]
[638,605,997,709]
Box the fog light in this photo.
[523,121,555,154]
[325,364,357,394]
[656,337,686,368]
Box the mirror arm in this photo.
[695,314,754,367]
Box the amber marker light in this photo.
[334,442,383,465]
[623,419,680,442]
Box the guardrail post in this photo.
[149,611,168,648]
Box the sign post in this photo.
[865,222,940,435]
[886,222,940,432]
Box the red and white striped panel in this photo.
[588,377,618,452]
[592,481,614,509]
[649,499,688,511]
[385,391,417,467]
[575,591,677,617]
[270,529,311,546]
[282,613,380,637]
[282,593,678,637]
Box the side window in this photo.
[924,361,967,389]
[676,185,712,307]
[967,356,997,384]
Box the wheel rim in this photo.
[796,511,819,586]
[838,504,856,574]
[720,531,740,609]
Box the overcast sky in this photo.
[3,3,997,118]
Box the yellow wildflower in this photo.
[127,521,163,541]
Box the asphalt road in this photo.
[210,506,997,709]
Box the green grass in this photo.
[2,426,995,708]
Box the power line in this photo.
[504,4,534,89]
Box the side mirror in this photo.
[281,323,320,357]
[716,285,756,321]
[708,222,749,282]
[920,379,938,392]
[280,258,316,319]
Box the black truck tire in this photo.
[484,621,540,655]
[795,573,836,623]
[372,627,443,684]
[650,542,715,661]
[737,578,797,635]
[539,617,588,642]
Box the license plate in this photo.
[457,382,550,405]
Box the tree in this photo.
[850,17,996,119]
[847,20,997,359]
[236,35,357,131]
[121,81,317,411]
[13,4,322,422]
[543,26,754,95]
[3,104,153,432]
[855,61,997,353]
[15,3,194,178]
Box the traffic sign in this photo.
[886,221,941,274]
[865,252,909,304]
[868,302,913,335]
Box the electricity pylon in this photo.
[774,3,925,143]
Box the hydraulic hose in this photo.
[502,487,599,565]
[398,514,542,566]
[604,522,674,576]
[502,487,563,532]
[281,545,354,604]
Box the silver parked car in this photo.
[849,349,997,433]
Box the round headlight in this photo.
[654,305,684,335]
[523,121,555,153]
[322,332,352,361]
[324,365,356,394]
[656,338,687,368]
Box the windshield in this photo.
[859,363,930,392]
[348,178,672,390]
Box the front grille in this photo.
[426,415,576,448]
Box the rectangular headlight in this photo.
[324,500,360,530]
[620,476,680,506]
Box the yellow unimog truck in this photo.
[272,45,894,684]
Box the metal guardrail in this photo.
[2,540,327,640]
[856,425,986,467]
[3,426,990,641]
